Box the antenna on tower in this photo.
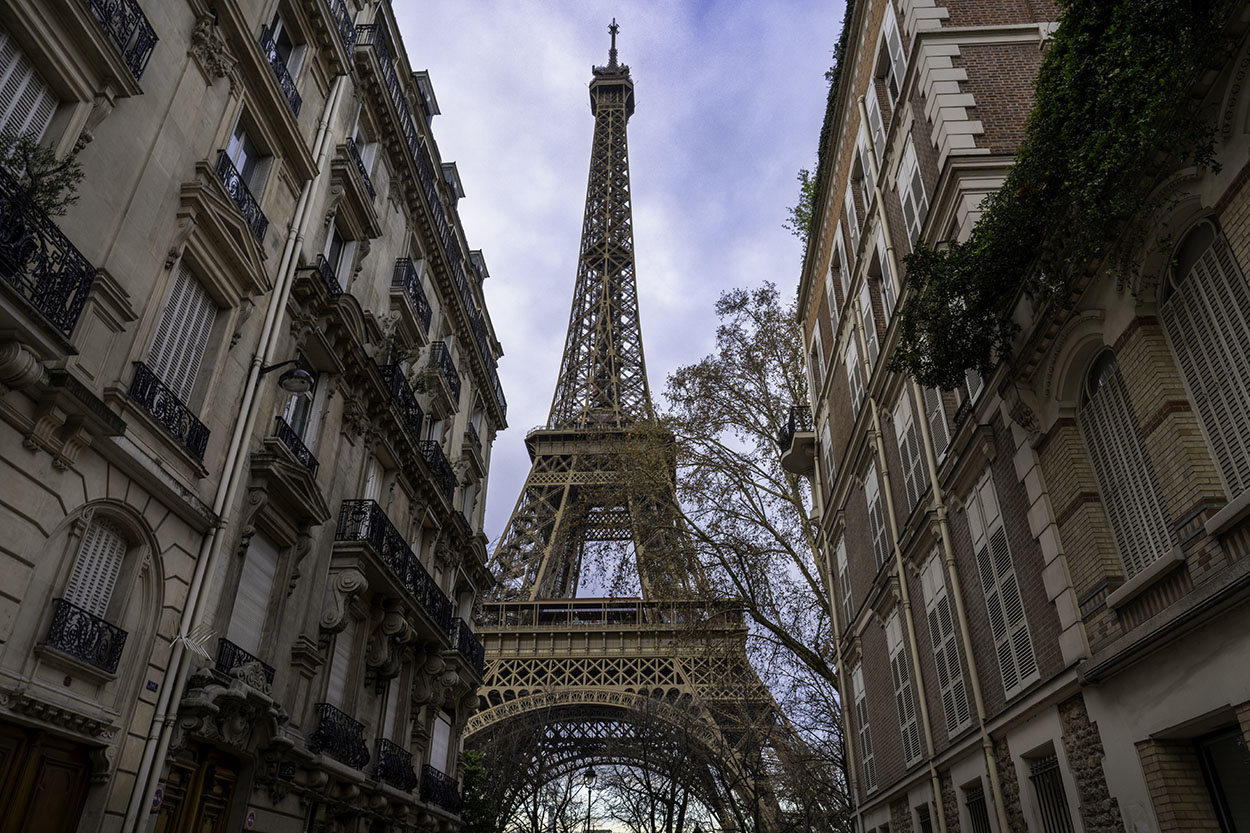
[608,19,619,68]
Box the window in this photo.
[1027,754,1076,833]
[825,259,841,334]
[966,469,1038,698]
[898,138,929,244]
[324,223,358,282]
[886,611,923,764]
[430,711,453,773]
[148,264,218,403]
[1161,220,1250,497]
[915,805,935,833]
[0,27,57,141]
[835,537,853,625]
[382,675,402,740]
[810,326,826,395]
[923,387,950,457]
[859,280,880,367]
[282,365,319,439]
[64,518,128,619]
[921,552,971,736]
[1078,350,1172,578]
[1196,726,1250,829]
[325,616,356,707]
[363,457,384,502]
[846,340,865,412]
[876,228,897,319]
[894,392,926,512]
[866,83,887,161]
[226,119,272,194]
[838,227,852,297]
[228,532,279,655]
[866,463,889,569]
[845,187,860,254]
[878,7,908,105]
[851,664,876,791]
[858,128,876,206]
[265,10,306,75]
[821,418,836,484]
[963,782,994,833]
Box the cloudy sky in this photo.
[395,2,839,543]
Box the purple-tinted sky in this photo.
[396,3,840,543]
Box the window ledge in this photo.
[1106,547,1186,611]
[1204,490,1250,538]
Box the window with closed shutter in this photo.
[1078,351,1172,578]
[326,617,356,707]
[860,281,879,367]
[382,675,401,740]
[886,611,923,764]
[866,463,890,569]
[227,533,279,655]
[921,552,971,736]
[430,712,453,773]
[148,265,217,403]
[967,469,1038,698]
[0,28,57,142]
[836,537,853,625]
[882,7,907,104]
[1162,221,1250,498]
[867,83,886,160]
[923,387,950,457]
[821,419,836,485]
[811,326,825,392]
[852,664,876,791]
[894,392,926,512]
[64,518,128,619]
[847,340,865,413]
[845,188,860,253]
[838,228,852,297]
[825,261,840,334]
[877,228,897,319]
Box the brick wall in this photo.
[844,482,876,621]
[1136,738,1222,833]
[953,43,1044,153]
[941,0,1058,28]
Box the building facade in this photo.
[787,1,1250,832]
[0,1,502,831]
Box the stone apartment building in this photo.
[0,1,503,831]
[785,0,1250,831]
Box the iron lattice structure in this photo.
[474,26,797,830]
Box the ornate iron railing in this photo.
[419,440,457,503]
[953,397,974,432]
[273,416,318,474]
[377,363,424,441]
[259,26,302,116]
[215,637,276,687]
[310,702,370,769]
[776,404,813,451]
[43,598,127,673]
[312,253,343,295]
[0,165,97,338]
[346,137,375,198]
[326,0,357,53]
[84,0,158,80]
[428,342,462,403]
[392,258,432,332]
[466,422,481,454]
[448,617,484,675]
[129,362,210,461]
[420,765,462,814]
[375,738,418,791]
[214,151,268,243]
[335,500,452,631]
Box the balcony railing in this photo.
[43,598,127,674]
[215,151,268,243]
[466,422,481,454]
[260,26,302,117]
[0,165,97,338]
[312,253,343,295]
[273,416,318,475]
[776,404,813,451]
[392,258,432,333]
[419,440,457,503]
[429,342,462,403]
[420,765,462,814]
[448,617,485,675]
[310,702,370,769]
[346,137,375,198]
[215,637,276,687]
[129,362,210,461]
[377,363,424,441]
[335,500,453,631]
[375,738,418,791]
[84,0,158,80]
[327,0,357,53]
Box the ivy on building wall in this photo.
[889,0,1237,391]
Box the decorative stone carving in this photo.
[189,14,237,83]
[366,598,417,684]
[287,532,313,596]
[73,91,115,153]
[173,667,288,754]
[0,340,43,391]
[320,567,368,635]
[0,687,118,739]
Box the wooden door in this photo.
[0,720,92,833]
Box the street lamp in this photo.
[583,766,597,833]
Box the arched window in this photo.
[1078,350,1172,578]
[1161,220,1250,497]
[64,518,128,618]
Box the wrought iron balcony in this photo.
[420,765,462,814]
[392,258,432,333]
[215,151,268,243]
[43,598,127,674]
[428,342,462,403]
[345,137,375,198]
[327,0,357,53]
[355,25,420,164]
[466,422,481,454]
[776,404,813,451]
[0,165,97,338]
[419,440,457,503]
[83,0,158,80]
[310,702,370,769]
[335,500,452,631]
[375,738,418,791]
[448,617,485,675]
[260,26,302,117]
[953,396,974,432]
[377,363,424,441]
[129,362,210,461]
[215,637,276,687]
[312,253,343,295]
[273,416,319,475]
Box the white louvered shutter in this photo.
[148,265,217,403]
[326,616,356,706]
[898,139,929,244]
[836,537,853,624]
[866,83,887,160]
[431,712,453,773]
[0,29,57,141]
[64,519,127,618]
[811,326,825,389]
[866,463,889,568]
[922,553,971,735]
[837,228,852,296]
[852,665,876,790]
[894,393,925,511]
[845,188,860,252]
[884,9,907,103]
[860,281,879,366]
[1079,356,1172,578]
[1162,233,1250,497]
[383,675,401,740]
[825,264,840,333]
[923,387,950,456]
[877,228,897,319]
[847,340,864,412]
[886,612,923,764]
[821,419,836,484]
[228,532,279,655]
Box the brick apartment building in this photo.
[785,0,1250,831]
[0,1,502,831]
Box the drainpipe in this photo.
[854,94,947,833]
[123,73,349,832]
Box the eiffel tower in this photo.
[466,24,788,829]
